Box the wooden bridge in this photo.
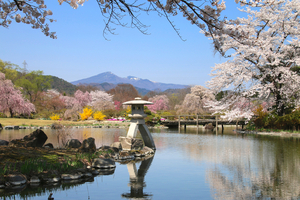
[159,115,247,131]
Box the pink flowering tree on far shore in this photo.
[147,95,169,113]
[61,90,91,120]
[89,90,114,111]
[0,72,35,117]
[114,101,122,111]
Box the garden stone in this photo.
[0,176,5,188]
[4,126,13,130]
[30,176,40,184]
[92,158,116,169]
[9,129,48,147]
[79,137,96,153]
[0,123,2,129]
[7,174,27,186]
[118,151,135,160]
[205,123,214,130]
[110,142,122,150]
[24,129,48,147]
[51,123,63,129]
[61,173,83,180]
[140,146,155,156]
[0,139,9,146]
[83,172,93,178]
[119,137,144,151]
[66,139,82,148]
[44,143,54,149]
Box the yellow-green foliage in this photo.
[93,111,106,121]
[79,107,93,121]
[126,106,131,114]
[124,106,131,119]
[253,105,268,128]
[251,106,300,131]
[50,114,60,120]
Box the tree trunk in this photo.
[9,108,14,118]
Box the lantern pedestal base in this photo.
[126,120,156,150]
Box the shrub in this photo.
[252,105,268,128]
[93,111,106,121]
[79,107,93,120]
[50,114,60,120]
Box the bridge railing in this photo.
[160,115,222,121]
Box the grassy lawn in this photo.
[0,118,97,127]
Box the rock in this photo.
[9,129,48,148]
[7,174,27,186]
[25,129,48,147]
[66,139,82,148]
[0,139,9,146]
[4,126,13,130]
[13,126,19,130]
[0,123,2,129]
[42,177,61,183]
[61,173,83,180]
[118,151,135,160]
[111,142,122,149]
[205,123,214,130]
[51,123,63,129]
[44,143,54,149]
[79,137,96,153]
[140,146,155,156]
[92,158,116,169]
[0,176,5,188]
[83,172,93,178]
[30,176,40,184]
[119,137,144,151]
[91,170,100,175]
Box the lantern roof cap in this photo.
[122,97,153,105]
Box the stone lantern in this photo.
[122,97,156,150]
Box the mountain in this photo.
[71,72,187,91]
[46,75,77,95]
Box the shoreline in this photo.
[236,130,300,138]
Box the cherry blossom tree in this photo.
[176,85,215,115]
[89,90,114,111]
[206,0,300,117]
[73,89,91,107]
[61,89,91,120]
[147,95,169,113]
[114,100,122,111]
[0,72,35,117]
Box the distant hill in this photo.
[88,82,116,91]
[46,75,77,95]
[71,72,188,91]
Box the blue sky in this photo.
[1,1,242,86]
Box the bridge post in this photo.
[216,116,218,134]
[178,115,181,130]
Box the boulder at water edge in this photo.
[65,139,82,148]
[92,158,116,169]
[9,129,48,147]
[79,137,96,153]
[7,174,27,186]
[0,139,9,146]
[119,137,144,151]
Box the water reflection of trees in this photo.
[204,136,300,199]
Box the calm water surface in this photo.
[1,127,300,199]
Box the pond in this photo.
[1,127,300,199]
